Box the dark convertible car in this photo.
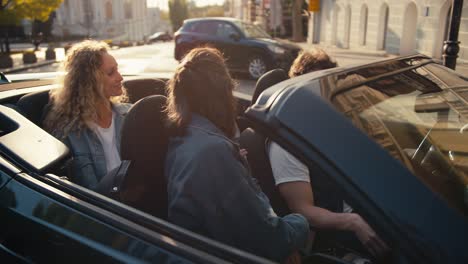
[1,54,467,263]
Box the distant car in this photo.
[174,17,301,79]
[148,32,172,43]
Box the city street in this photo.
[14,41,403,96]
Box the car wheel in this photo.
[248,56,267,79]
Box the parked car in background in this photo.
[148,32,172,43]
[0,55,467,263]
[174,17,301,79]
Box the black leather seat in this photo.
[237,69,288,132]
[116,95,170,219]
[123,78,167,103]
[16,90,50,127]
[251,68,288,105]
[239,69,290,216]
[239,128,290,216]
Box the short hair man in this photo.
[269,48,389,257]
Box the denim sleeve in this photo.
[62,136,100,190]
[203,142,309,262]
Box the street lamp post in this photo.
[443,0,464,70]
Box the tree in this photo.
[291,0,303,42]
[168,0,188,32]
[189,5,225,18]
[0,0,63,54]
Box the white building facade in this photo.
[312,0,468,62]
[53,0,154,41]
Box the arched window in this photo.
[400,2,417,55]
[124,0,133,19]
[359,4,368,46]
[105,1,113,20]
[377,3,389,50]
[343,5,351,48]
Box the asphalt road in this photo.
[22,41,453,96]
[18,42,257,96]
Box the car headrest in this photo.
[16,90,50,127]
[119,95,169,218]
[251,69,288,105]
[123,78,167,103]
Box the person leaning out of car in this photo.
[164,47,309,263]
[269,48,390,257]
[44,40,131,190]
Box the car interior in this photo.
[0,75,379,264]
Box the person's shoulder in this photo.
[269,140,307,169]
[187,127,234,157]
[269,141,289,158]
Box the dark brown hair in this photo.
[165,47,237,138]
[289,48,337,78]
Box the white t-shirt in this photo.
[268,141,352,213]
[269,141,310,185]
[94,112,121,173]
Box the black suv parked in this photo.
[174,17,301,79]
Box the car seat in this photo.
[239,128,290,216]
[237,69,288,132]
[239,69,290,216]
[123,78,167,103]
[110,95,170,219]
[251,68,288,105]
[16,90,50,127]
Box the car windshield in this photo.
[330,63,468,215]
[234,21,271,39]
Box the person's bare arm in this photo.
[278,181,389,256]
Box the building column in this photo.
[307,12,313,44]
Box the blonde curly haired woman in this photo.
[44,40,131,190]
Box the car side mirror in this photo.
[229,33,240,41]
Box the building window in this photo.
[124,0,133,19]
[359,4,368,46]
[105,1,113,20]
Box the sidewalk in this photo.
[295,41,468,76]
[296,42,389,58]
[0,44,65,74]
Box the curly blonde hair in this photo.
[44,40,126,138]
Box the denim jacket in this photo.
[165,114,309,262]
[59,103,131,190]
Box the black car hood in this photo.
[251,38,301,51]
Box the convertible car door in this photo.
[0,169,204,263]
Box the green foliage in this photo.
[189,5,225,18]
[0,0,63,25]
[160,10,169,21]
[168,0,188,32]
